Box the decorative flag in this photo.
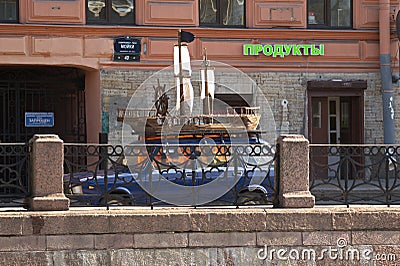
[180,30,195,43]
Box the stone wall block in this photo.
[332,208,400,230]
[190,210,267,232]
[0,251,51,266]
[28,134,69,211]
[109,212,192,233]
[27,213,109,235]
[46,235,94,250]
[257,231,302,246]
[0,215,24,235]
[302,231,350,246]
[264,210,333,231]
[95,234,134,249]
[278,135,315,208]
[0,236,46,251]
[188,232,256,247]
[134,232,188,248]
[352,231,400,245]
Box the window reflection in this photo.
[87,0,135,24]
[308,0,325,25]
[308,0,351,28]
[0,0,17,22]
[87,0,106,18]
[200,0,244,26]
[312,101,322,128]
[200,0,218,24]
[112,0,134,17]
[341,102,349,129]
[330,0,350,27]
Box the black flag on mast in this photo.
[180,30,195,43]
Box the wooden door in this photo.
[310,97,328,144]
[309,97,329,179]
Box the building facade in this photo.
[0,0,399,144]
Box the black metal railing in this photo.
[310,144,400,206]
[64,143,277,208]
[0,143,30,206]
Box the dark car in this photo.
[64,164,275,206]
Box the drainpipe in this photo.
[379,0,395,144]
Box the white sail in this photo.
[201,69,215,99]
[183,77,194,113]
[175,77,194,113]
[174,44,193,113]
[174,44,192,76]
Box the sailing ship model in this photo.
[118,30,261,143]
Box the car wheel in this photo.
[100,194,131,206]
[236,191,269,205]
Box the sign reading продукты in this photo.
[25,112,54,127]
[243,43,324,57]
[113,36,141,62]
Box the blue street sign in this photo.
[25,112,54,127]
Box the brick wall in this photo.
[101,69,387,144]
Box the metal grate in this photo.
[310,144,400,206]
[63,143,277,208]
[0,143,30,206]
[0,67,86,143]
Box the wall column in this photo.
[28,135,69,211]
[85,70,102,144]
[278,135,315,208]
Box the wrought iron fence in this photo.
[0,143,30,206]
[310,144,400,206]
[64,143,277,208]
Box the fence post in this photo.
[278,135,315,208]
[28,134,69,211]
[99,132,108,170]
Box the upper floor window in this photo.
[308,0,351,29]
[0,0,18,23]
[87,0,135,25]
[200,0,244,27]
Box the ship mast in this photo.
[178,30,184,116]
[201,48,214,124]
[202,48,211,116]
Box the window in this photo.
[307,0,351,29]
[87,0,134,25]
[312,101,322,128]
[0,0,18,23]
[200,0,244,27]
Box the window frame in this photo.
[199,0,246,28]
[0,0,19,23]
[307,0,352,29]
[86,0,135,25]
